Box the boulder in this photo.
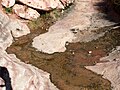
[86,46,120,90]
[0,10,58,90]
[0,49,58,90]
[0,26,13,50]
[17,0,72,10]
[0,11,30,38]
[6,19,30,37]
[13,4,40,20]
[1,0,15,8]
[32,28,75,54]
[0,11,13,50]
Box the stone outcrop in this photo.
[0,11,13,50]
[13,4,40,20]
[18,0,63,10]
[0,10,58,90]
[32,0,114,54]
[0,49,58,90]
[18,0,74,10]
[7,19,30,37]
[1,0,15,8]
[0,10,30,38]
[32,28,75,54]
[1,0,74,10]
[1,0,74,20]
[86,46,120,90]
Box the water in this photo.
[6,10,120,90]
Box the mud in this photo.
[6,10,120,90]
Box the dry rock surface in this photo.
[18,0,66,10]
[1,0,15,8]
[0,6,58,90]
[0,49,58,90]
[32,0,114,54]
[86,46,120,90]
[0,10,30,38]
[1,0,74,20]
[13,4,40,20]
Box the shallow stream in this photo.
[6,7,120,90]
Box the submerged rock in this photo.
[13,4,40,20]
[86,46,120,90]
[6,19,30,37]
[32,28,75,54]
[32,0,114,54]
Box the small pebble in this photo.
[88,51,92,54]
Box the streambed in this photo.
[6,11,120,90]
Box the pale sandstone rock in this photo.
[18,0,66,10]
[0,10,30,38]
[100,46,120,62]
[7,19,30,37]
[13,4,40,20]
[0,11,10,28]
[32,29,75,54]
[86,46,120,90]
[1,0,15,8]
[0,11,13,50]
[1,0,74,10]
[0,26,13,50]
[32,0,114,54]
[0,49,59,90]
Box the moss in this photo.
[5,7,12,14]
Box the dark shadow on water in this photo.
[94,0,120,23]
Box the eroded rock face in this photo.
[13,4,40,20]
[86,46,120,90]
[6,19,30,37]
[0,49,58,90]
[32,0,114,54]
[1,0,15,8]
[1,0,74,10]
[0,26,13,50]
[0,11,30,38]
[0,11,13,50]
[32,28,75,54]
[0,10,59,90]
[60,0,74,6]
[18,0,73,10]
